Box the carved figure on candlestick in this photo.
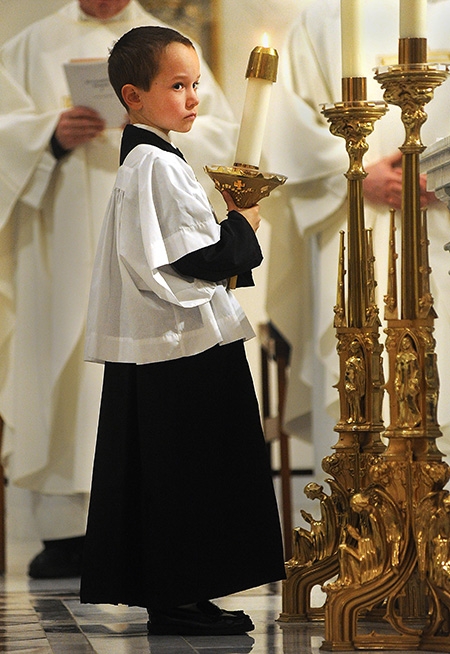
[430,496,450,591]
[344,339,366,423]
[425,351,439,424]
[417,492,450,592]
[291,482,338,566]
[395,334,421,428]
[336,492,387,586]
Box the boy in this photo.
[80,26,285,636]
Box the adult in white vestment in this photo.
[0,0,237,577]
[265,0,450,478]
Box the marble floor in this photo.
[0,475,324,653]
[0,541,324,654]
[1,548,445,654]
[0,479,446,653]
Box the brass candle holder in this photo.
[204,167,286,292]
[203,164,286,289]
[204,164,287,210]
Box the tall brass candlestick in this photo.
[319,42,450,653]
[280,21,450,654]
[278,92,388,627]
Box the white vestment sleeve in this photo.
[265,3,348,234]
[0,59,60,391]
[0,63,60,225]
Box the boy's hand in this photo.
[221,190,261,232]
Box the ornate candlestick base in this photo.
[204,164,287,209]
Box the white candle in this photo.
[234,77,273,168]
[234,43,278,168]
[400,0,427,38]
[340,0,364,78]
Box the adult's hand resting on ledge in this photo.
[363,150,437,210]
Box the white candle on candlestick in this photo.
[340,0,364,78]
[400,0,427,38]
[234,40,278,168]
[234,77,272,168]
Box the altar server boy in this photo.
[80,25,285,636]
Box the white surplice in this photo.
[86,133,254,365]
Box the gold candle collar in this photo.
[398,36,427,65]
[341,76,367,102]
[245,46,278,83]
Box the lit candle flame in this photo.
[261,32,270,48]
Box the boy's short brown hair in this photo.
[108,26,194,108]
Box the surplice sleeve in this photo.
[172,210,262,287]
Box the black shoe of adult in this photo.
[28,536,84,579]
[147,600,255,636]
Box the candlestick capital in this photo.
[321,101,388,179]
[246,46,278,83]
[374,64,450,151]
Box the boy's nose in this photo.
[187,92,199,108]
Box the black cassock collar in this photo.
[120,124,185,165]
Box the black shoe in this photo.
[147,600,255,636]
[28,536,84,579]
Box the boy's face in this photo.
[125,43,200,135]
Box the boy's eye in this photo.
[172,81,199,91]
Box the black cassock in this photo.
[80,126,285,610]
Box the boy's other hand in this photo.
[221,190,261,232]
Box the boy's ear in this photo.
[121,84,142,110]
